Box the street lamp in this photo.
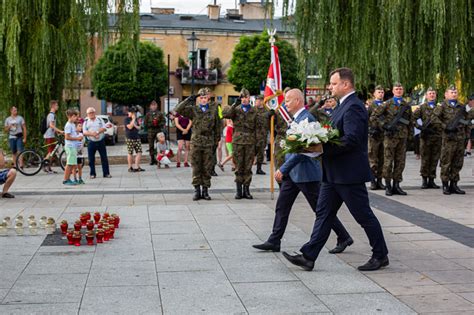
[187,31,200,95]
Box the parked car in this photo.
[85,115,119,145]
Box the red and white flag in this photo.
[264,45,291,124]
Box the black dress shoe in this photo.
[210,169,218,176]
[376,178,385,190]
[357,256,389,271]
[328,237,354,254]
[252,242,280,252]
[282,251,314,271]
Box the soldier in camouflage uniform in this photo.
[145,100,166,165]
[270,108,288,171]
[222,88,257,199]
[175,88,221,201]
[255,95,269,175]
[367,85,386,190]
[432,85,474,195]
[373,83,412,196]
[413,87,442,189]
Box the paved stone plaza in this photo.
[0,147,472,314]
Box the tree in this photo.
[92,41,167,107]
[0,0,140,140]
[281,0,473,94]
[228,32,299,95]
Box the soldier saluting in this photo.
[367,85,386,190]
[432,85,474,195]
[222,88,258,199]
[373,82,412,196]
[413,87,442,189]
[175,88,221,201]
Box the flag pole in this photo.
[268,29,276,200]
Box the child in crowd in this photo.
[74,122,85,184]
[218,119,235,171]
[156,132,173,168]
[63,109,82,186]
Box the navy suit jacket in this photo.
[279,109,322,183]
[322,92,372,184]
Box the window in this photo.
[198,49,208,69]
[228,96,239,106]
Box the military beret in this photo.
[447,84,457,91]
[240,88,250,98]
[374,85,384,90]
[256,95,264,100]
[198,88,210,96]
[393,82,403,88]
[426,87,435,92]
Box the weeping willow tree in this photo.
[0,0,139,141]
[280,0,473,94]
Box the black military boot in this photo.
[193,186,201,201]
[376,178,386,189]
[393,181,407,195]
[235,183,243,200]
[256,164,266,175]
[421,177,429,189]
[385,179,393,196]
[243,185,253,199]
[442,181,451,195]
[370,179,377,190]
[450,181,466,195]
[150,156,157,165]
[201,186,211,200]
[428,178,440,189]
[210,168,218,176]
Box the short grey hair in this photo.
[156,132,165,139]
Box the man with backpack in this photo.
[42,100,63,173]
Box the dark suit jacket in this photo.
[279,109,322,183]
[322,92,372,184]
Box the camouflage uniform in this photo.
[175,97,220,189]
[272,111,288,170]
[222,102,257,187]
[145,110,166,163]
[367,100,385,189]
[432,100,473,194]
[255,106,269,169]
[413,102,442,186]
[373,98,412,195]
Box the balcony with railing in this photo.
[176,68,218,85]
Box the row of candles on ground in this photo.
[63,212,120,246]
[0,215,57,235]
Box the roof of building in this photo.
[110,14,293,34]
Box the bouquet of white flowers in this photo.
[280,118,340,155]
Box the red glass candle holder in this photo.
[60,222,68,235]
[93,212,101,224]
[74,221,82,231]
[66,231,74,245]
[103,229,110,241]
[103,212,110,220]
[111,215,120,228]
[97,221,103,229]
[80,215,87,226]
[86,220,94,231]
[73,233,82,246]
[85,212,91,221]
[96,230,104,243]
[86,233,94,246]
[109,226,115,239]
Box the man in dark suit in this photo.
[283,68,389,271]
[253,89,353,252]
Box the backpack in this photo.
[40,112,53,135]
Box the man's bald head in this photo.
[285,89,305,114]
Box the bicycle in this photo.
[16,136,83,176]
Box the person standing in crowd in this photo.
[4,106,26,169]
[367,85,386,190]
[63,109,82,186]
[253,89,353,254]
[0,150,16,198]
[465,94,474,157]
[175,88,220,201]
[218,119,235,170]
[283,68,388,272]
[307,97,315,109]
[83,107,112,179]
[210,103,224,177]
[255,95,268,175]
[373,82,412,196]
[145,100,165,165]
[43,100,63,173]
[124,106,144,173]
[433,85,474,195]
[271,87,292,172]
[222,88,258,200]
[413,87,442,189]
[174,111,192,167]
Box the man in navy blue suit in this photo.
[253,89,353,253]
[283,68,389,271]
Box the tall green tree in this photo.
[228,32,299,95]
[0,0,140,140]
[281,0,473,93]
[92,41,168,106]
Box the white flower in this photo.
[285,118,331,144]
